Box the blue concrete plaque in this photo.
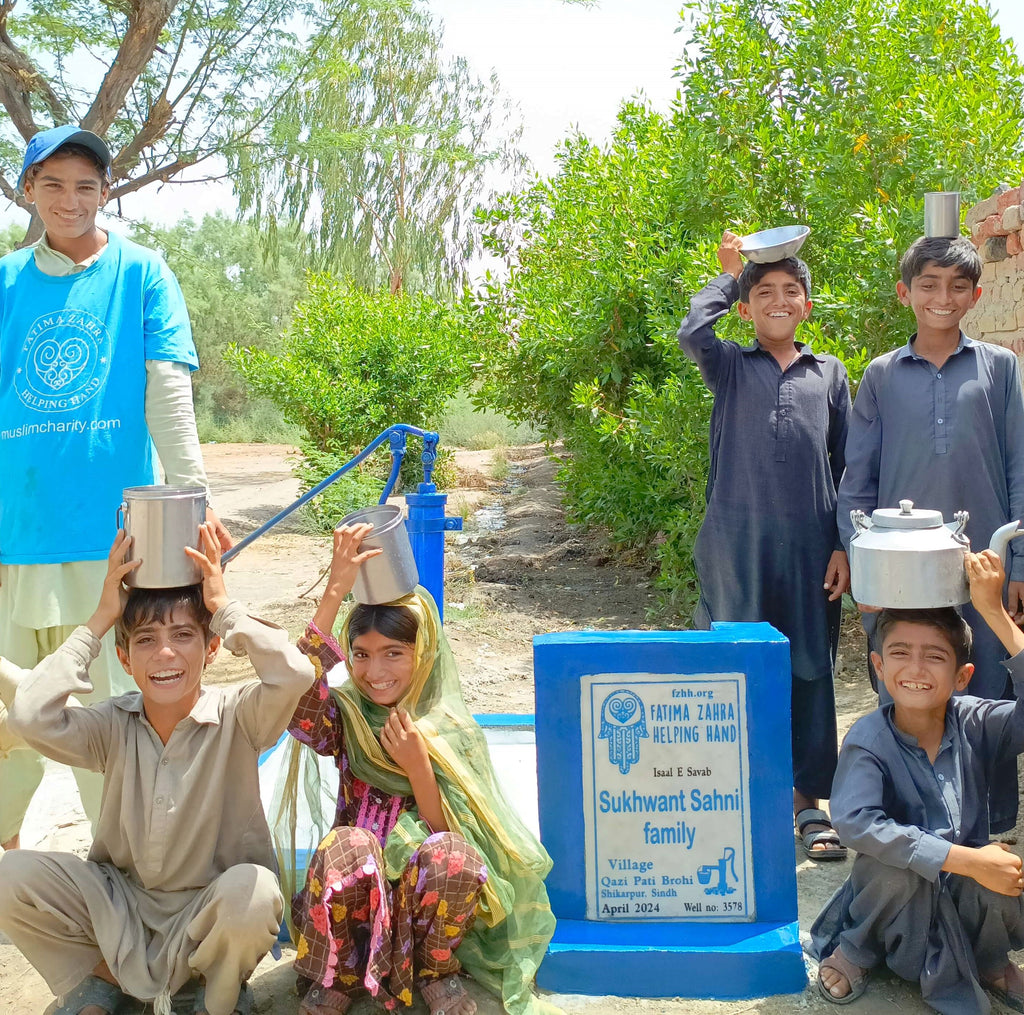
[534,624,806,999]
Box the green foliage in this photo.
[228,275,475,526]
[229,0,523,294]
[292,446,388,533]
[475,0,1024,617]
[439,391,539,450]
[133,213,308,443]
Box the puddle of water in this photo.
[453,462,525,547]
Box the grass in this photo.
[196,398,303,444]
[439,392,539,450]
[489,448,511,482]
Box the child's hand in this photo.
[185,522,230,615]
[966,842,1023,897]
[380,707,432,781]
[967,550,1007,619]
[823,550,850,601]
[717,230,745,280]
[326,523,384,600]
[87,530,142,638]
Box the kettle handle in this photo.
[116,501,127,533]
[989,520,1024,566]
[850,509,870,535]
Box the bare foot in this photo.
[421,976,477,1015]
[981,960,1024,1007]
[1,833,19,850]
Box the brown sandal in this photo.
[420,975,476,1015]
[299,983,352,1015]
[817,946,869,1004]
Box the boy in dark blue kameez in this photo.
[677,230,851,859]
[811,550,1024,1012]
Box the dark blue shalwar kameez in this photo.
[810,652,1024,1014]
[677,274,851,799]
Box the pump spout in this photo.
[988,520,1024,565]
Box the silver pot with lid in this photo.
[849,499,1022,609]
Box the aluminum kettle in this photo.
[849,500,1022,609]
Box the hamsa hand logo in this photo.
[599,689,647,775]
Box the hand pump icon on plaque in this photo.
[598,689,648,774]
[697,847,738,896]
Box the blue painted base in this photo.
[536,919,807,999]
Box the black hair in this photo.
[115,585,212,651]
[874,607,972,669]
[899,236,982,287]
[348,603,419,645]
[738,257,812,302]
[25,142,109,187]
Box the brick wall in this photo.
[963,184,1024,358]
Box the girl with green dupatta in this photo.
[271,524,560,1015]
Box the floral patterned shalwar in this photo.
[291,624,488,1007]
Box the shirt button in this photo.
[937,418,944,424]
[936,372,942,378]
[937,774,944,781]
[161,759,169,766]
[155,796,164,804]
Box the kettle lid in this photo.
[870,499,944,529]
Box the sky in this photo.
[3,0,1024,230]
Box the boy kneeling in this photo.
[810,550,1024,1013]
[0,526,314,1015]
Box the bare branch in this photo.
[81,0,182,137]
[0,0,72,137]
[108,156,196,200]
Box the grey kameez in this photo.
[0,601,315,1015]
[810,651,1024,1014]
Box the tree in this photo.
[231,0,523,294]
[475,0,1024,614]
[0,0,334,244]
[133,213,308,440]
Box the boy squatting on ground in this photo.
[837,235,1024,835]
[810,550,1024,1013]
[0,125,231,851]
[0,524,313,1015]
[677,230,851,859]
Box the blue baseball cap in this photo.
[17,125,112,193]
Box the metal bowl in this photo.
[738,225,810,263]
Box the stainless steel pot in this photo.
[849,499,1022,608]
[924,192,961,239]
[338,504,419,604]
[119,485,207,588]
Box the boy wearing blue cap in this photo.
[0,126,230,851]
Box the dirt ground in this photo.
[3,442,1023,1015]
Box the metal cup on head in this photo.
[923,192,961,239]
[338,504,419,604]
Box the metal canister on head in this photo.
[119,485,207,588]
[923,192,961,239]
[338,504,419,604]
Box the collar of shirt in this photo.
[32,231,108,276]
[896,332,974,363]
[113,686,222,726]
[882,701,955,755]
[740,339,826,363]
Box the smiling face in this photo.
[350,628,417,707]
[22,151,108,254]
[736,269,812,346]
[116,606,220,717]
[897,262,981,338]
[872,620,973,721]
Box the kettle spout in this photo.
[988,520,1024,565]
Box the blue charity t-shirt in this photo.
[0,230,198,564]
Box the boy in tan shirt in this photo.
[0,524,314,1015]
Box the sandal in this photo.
[192,981,253,1015]
[298,983,351,1015]
[420,975,476,1015]
[817,946,869,1005]
[981,961,1024,1012]
[797,808,848,862]
[54,975,129,1015]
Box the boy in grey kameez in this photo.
[677,230,851,859]
[0,524,314,1015]
[810,550,1024,1012]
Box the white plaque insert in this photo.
[581,672,755,921]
